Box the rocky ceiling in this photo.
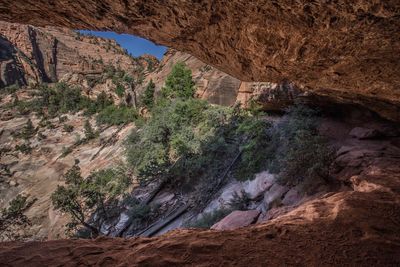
[0,0,399,120]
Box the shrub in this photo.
[83,120,97,140]
[61,146,73,157]
[234,116,272,181]
[227,190,251,211]
[14,119,37,140]
[96,105,138,126]
[63,124,74,133]
[267,105,335,188]
[15,143,32,154]
[115,84,125,98]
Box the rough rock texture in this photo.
[0,90,135,240]
[0,21,156,88]
[0,36,26,87]
[1,145,400,266]
[0,0,399,119]
[211,210,260,231]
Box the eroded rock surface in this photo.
[0,0,399,119]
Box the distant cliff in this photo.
[0,21,158,88]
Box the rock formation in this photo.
[144,49,299,110]
[0,0,399,119]
[0,1,400,266]
[0,21,157,88]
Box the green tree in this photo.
[51,164,131,237]
[21,118,37,140]
[142,79,156,108]
[161,62,195,99]
[84,120,96,140]
[0,195,34,241]
[115,84,125,98]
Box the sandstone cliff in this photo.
[0,0,399,120]
[143,49,299,111]
[0,21,157,88]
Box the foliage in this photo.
[51,164,131,237]
[15,143,32,154]
[125,98,238,187]
[161,62,195,99]
[96,105,138,126]
[234,116,272,181]
[63,124,74,133]
[227,190,251,211]
[13,119,37,140]
[141,79,156,109]
[267,105,335,187]
[61,146,73,157]
[1,84,20,95]
[115,84,125,98]
[83,120,97,140]
[0,195,35,241]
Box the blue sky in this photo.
[79,30,167,60]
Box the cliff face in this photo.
[0,0,399,119]
[145,49,299,111]
[0,21,157,88]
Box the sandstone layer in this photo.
[0,0,399,119]
[0,21,157,88]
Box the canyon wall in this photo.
[0,21,157,88]
[0,0,399,120]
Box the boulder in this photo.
[263,184,289,210]
[211,210,260,231]
[281,186,303,206]
[242,171,275,199]
[349,127,380,140]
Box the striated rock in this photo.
[0,21,154,89]
[211,210,260,231]
[0,0,399,119]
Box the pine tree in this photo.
[142,79,156,108]
[161,62,195,99]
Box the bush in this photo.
[15,143,32,154]
[115,84,125,98]
[83,120,97,140]
[96,105,138,126]
[61,146,73,157]
[14,119,37,140]
[267,105,335,188]
[63,124,74,133]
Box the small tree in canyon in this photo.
[51,163,131,237]
[0,195,35,241]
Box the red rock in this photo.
[211,210,260,231]
[1,0,400,120]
